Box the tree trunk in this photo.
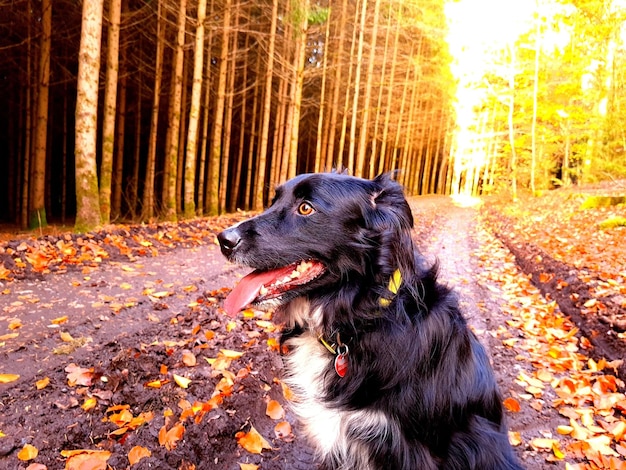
[163,0,187,221]
[142,0,164,221]
[99,0,122,224]
[219,7,238,215]
[30,0,52,229]
[183,0,207,218]
[21,0,32,229]
[112,53,127,220]
[254,0,278,210]
[75,0,104,233]
[378,15,400,175]
[207,0,231,216]
[325,0,348,172]
[347,0,367,173]
[507,43,518,201]
[314,9,331,173]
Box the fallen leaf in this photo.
[266,400,285,420]
[128,445,151,465]
[236,425,272,454]
[25,464,47,470]
[274,421,293,441]
[51,316,69,325]
[60,331,74,342]
[17,443,38,461]
[82,397,97,411]
[238,464,259,470]
[503,397,520,412]
[0,373,20,383]
[36,377,50,390]
[158,423,185,451]
[173,374,192,389]
[65,363,93,387]
[181,351,197,367]
[61,449,111,470]
[220,349,244,359]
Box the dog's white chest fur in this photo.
[281,299,390,469]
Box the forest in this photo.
[0,0,625,231]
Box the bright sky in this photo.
[444,0,536,179]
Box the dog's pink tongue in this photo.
[223,266,294,317]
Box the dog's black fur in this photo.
[218,173,523,470]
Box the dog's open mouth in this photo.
[223,260,325,316]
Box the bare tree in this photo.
[99,0,122,224]
[75,0,104,232]
[184,0,207,218]
[30,0,52,229]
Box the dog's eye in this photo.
[297,202,315,216]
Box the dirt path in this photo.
[0,198,593,469]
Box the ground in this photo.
[0,186,625,470]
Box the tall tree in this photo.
[163,0,188,221]
[142,0,165,221]
[207,0,231,216]
[183,0,207,218]
[30,0,52,229]
[75,0,104,232]
[286,0,309,180]
[99,0,122,224]
[254,0,278,210]
[355,0,381,177]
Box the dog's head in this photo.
[217,173,415,318]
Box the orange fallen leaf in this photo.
[128,445,151,465]
[236,425,272,454]
[0,332,19,341]
[503,397,520,413]
[274,421,293,441]
[17,443,38,461]
[0,373,20,383]
[158,423,185,451]
[280,381,294,401]
[65,363,93,387]
[51,316,69,325]
[61,449,111,470]
[181,351,197,367]
[8,319,22,330]
[266,400,285,420]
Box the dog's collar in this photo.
[379,269,402,307]
[318,268,402,353]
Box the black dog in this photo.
[218,173,523,470]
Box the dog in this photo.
[218,173,523,470]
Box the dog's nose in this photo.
[218,227,241,257]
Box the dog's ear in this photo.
[369,173,414,230]
[360,174,416,279]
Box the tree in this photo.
[254,0,278,210]
[183,0,207,218]
[207,0,231,216]
[163,0,188,221]
[30,0,51,229]
[75,0,104,233]
[99,0,122,224]
[142,0,165,222]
